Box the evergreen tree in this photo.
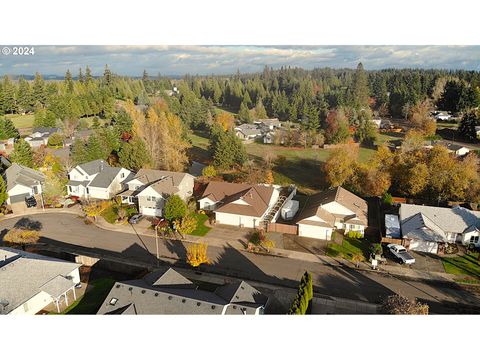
[32,72,47,107]
[17,77,32,113]
[458,110,479,142]
[103,65,112,86]
[118,138,151,171]
[164,194,187,222]
[242,90,252,108]
[85,66,93,84]
[1,76,16,114]
[78,68,84,84]
[238,101,251,123]
[0,117,20,140]
[211,129,247,169]
[352,62,370,110]
[0,175,7,206]
[254,98,268,119]
[10,138,33,167]
[64,69,74,94]
[71,138,88,165]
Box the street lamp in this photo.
[37,180,45,211]
[154,222,160,265]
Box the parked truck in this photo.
[387,244,416,265]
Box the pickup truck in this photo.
[387,244,415,265]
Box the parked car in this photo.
[129,214,143,224]
[387,244,415,265]
[25,195,37,208]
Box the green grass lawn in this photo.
[5,113,35,129]
[442,254,480,280]
[326,235,370,261]
[190,213,211,236]
[59,278,116,314]
[101,204,137,224]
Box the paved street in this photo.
[1,213,480,313]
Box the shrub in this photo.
[47,133,64,148]
[381,294,429,315]
[202,165,217,179]
[370,243,383,256]
[382,192,393,206]
[346,230,363,239]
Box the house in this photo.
[0,247,80,315]
[66,159,133,200]
[263,131,275,144]
[296,187,368,240]
[97,267,268,315]
[254,118,281,130]
[198,181,284,228]
[119,169,194,217]
[399,204,480,253]
[424,141,470,157]
[234,124,264,141]
[3,163,45,213]
[24,127,61,148]
[370,119,382,128]
[434,112,452,121]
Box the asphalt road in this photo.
[2,213,480,313]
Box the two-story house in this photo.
[120,169,194,217]
[66,159,133,200]
[296,186,368,240]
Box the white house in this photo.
[66,159,133,200]
[119,169,194,217]
[0,248,81,315]
[296,187,368,240]
[234,124,264,141]
[198,181,281,228]
[3,163,45,213]
[24,127,61,148]
[434,112,452,121]
[399,204,480,253]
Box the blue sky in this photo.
[1,45,479,77]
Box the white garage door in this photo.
[141,207,162,217]
[409,240,438,254]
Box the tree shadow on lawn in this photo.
[274,158,327,192]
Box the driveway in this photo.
[383,245,445,273]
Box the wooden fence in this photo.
[267,223,298,235]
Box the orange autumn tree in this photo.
[215,111,235,131]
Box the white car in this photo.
[387,244,415,265]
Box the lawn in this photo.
[442,254,480,281]
[326,234,370,261]
[59,278,116,314]
[101,204,137,224]
[190,213,211,236]
[5,113,35,129]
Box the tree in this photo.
[351,62,370,110]
[381,294,429,315]
[215,111,235,131]
[238,101,251,123]
[201,165,217,179]
[32,145,47,168]
[324,145,358,187]
[186,242,211,268]
[351,253,364,268]
[408,100,436,136]
[211,129,248,169]
[458,110,479,142]
[325,109,350,144]
[254,98,268,119]
[10,138,33,167]
[174,214,197,235]
[164,194,187,222]
[288,272,313,315]
[82,201,110,221]
[0,176,7,206]
[118,137,151,171]
[0,117,20,140]
[3,228,40,248]
[43,171,66,206]
[356,116,378,145]
[47,133,64,148]
[32,72,47,107]
[64,69,74,94]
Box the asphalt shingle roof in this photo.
[4,163,45,191]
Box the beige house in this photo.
[296,187,368,240]
[120,169,194,217]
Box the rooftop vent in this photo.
[141,290,146,294]
[182,299,186,303]
[116,284,121,288]
[211,305,216,310]
[109,298,118,306]
[128,287,133,291]
[233,305,237,309]
[168,296,173,300]
[197,302,201,306]
[154,293,159,297]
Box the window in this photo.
[121,173,125,178]
[109,298,118,306]
[147,196,156,202]
[68,186,72,192]
[86,188,89,194]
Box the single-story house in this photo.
[119,169,194,217]
[3,163,45,213]
[399,204,480,253]
[234,124,264,141]
[296,186,368,240]
[424,141,470,157]
[97,267,267,315]
[0,247,81,315]
[254,118,281,130]
[66,159,133,200]
[24,127,61,148]
[198,181,282,228]
[434,112,452,121]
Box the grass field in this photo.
[188,130,377,193]
[442,254,480,280]
[101,204,137,224]
[59,278,115,314]
[326,235,370,261]
[190,213,211,236]
[5,114,35,129]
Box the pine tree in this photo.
[142,70,149,82]
[64,70,74,94]
[0,117,20,140]
[17,77,32,113]
[32,72,47,107]
[1,76,16,114]
[78,68,84,84]
[238,101,251,123]
[352,62,370,110]
[71,138,88,165]
[254,98,268,119]
[242,90,252,108]
[85,66,93,84]
[103,65,112,86]
[118,138,151,171]
[10,138,33,167]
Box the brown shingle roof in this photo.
[297,186,367,226]
[201,181,274,217]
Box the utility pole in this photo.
[154,223,160,265]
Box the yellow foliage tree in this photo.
[174,214,197,235]
[215,111,235,131]
[4,228,40,246]
[186,242,211,267]
[264,170,274,185]
[83,201,110,221]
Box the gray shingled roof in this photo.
[88,166,122,188]
[4,163,45,191]
[77,159,111,176]
[97,268,267,315]
[0,248,80,314]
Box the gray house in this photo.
[97,267,268,315]
[120,169,194,217]
[24,127,61,148]
[3,163,45,213]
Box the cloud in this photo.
[0,45,479,76]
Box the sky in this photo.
[0,45,479,77]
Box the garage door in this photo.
[409,240,438,254]
[141,207,162,217]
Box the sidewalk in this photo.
[0,206,83,222]
[92,216,462,285]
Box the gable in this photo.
[322,201,355,216]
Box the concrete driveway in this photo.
[383,246,445,273]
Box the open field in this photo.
[5,113,35,129]
[189,130,376,193]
